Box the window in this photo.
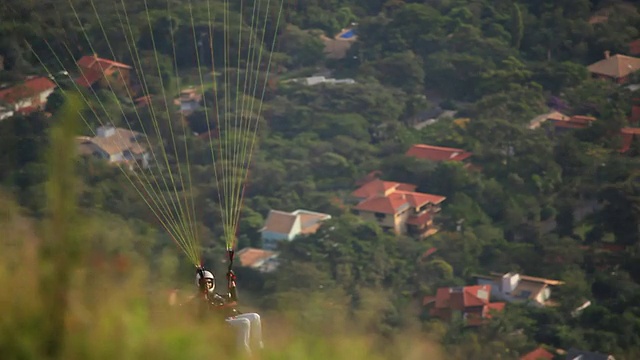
[374,213,385,221]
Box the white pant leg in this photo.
[235,313,263,349]
[225,317,251,354]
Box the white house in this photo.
[176,88,202,114]
[0,76,56,117]
[259,209,332,250]
[473,272,564,307]
[76,125,150,170]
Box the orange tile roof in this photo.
[262,210,297,235]
[486,302,505,313]
[406,211,431,226]
[587,54,640,79]
[77,55,132,70]
[397,190,446,207]
[354,193,410,214]
[351,179,416,199]
[75,55,132,87]
[621,127,640,135]
[520,347,555,360]
[0,77,56,104]
[236,247,277,268]
[352,180,446,215]
[434,285,492,310]
[406,144,472,162]
[551,115,596,129]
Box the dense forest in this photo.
[1,0,640,359]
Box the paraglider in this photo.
[26,0,285,350]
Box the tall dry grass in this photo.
[0,96,445,359]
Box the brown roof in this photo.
[262,210,297,235]
[406,144,472,162]
[0,77,56,104]
[236,247,277,268]
[75,55,132,87]
[89,128,146,156]
[520,347,555,360]
[433,285,492,310]
[550,115,596,129]
[351,179,416,199]
[261,209,330,236]
[299,212,328,234]
[587,54,640,79]
[353,179,445,215]
[354,193,411,214]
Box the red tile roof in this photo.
[77,55,132,70]
[236,247,277,268]
[427,285,505,325]
[354,193,410,214]
[520,347,555,360]
[75,55,132,87]
[397,190,446,207]
[351,179,416,199]
[0,76,56,105]
[406,144,472,162]
[352,179,445,215]
[406,211,432,226]
[434,285,492,310]
[551,115,596,129]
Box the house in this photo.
[76,125,150,169]
[520,347,555,360]
[0,76,56,116]
[259,209,331,250]
[552,115,596,130]
[236,247,279,273]
[629,39,640,56]
[351,179,445,238]
[587,51,640,84]
[618,127,640,153]
[473,272,564,307]
[529,111,570,129]
[423,285,505,326]
[532,111,597,132]
[565,348,615,360]
[288,76,356,86]
[75,55,133,89]
[175,87,202,115]
[406,144,472,166]
[320,28,357,60]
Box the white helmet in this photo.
[196,270,215,293]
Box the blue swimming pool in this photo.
[339,29,356,39]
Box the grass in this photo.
[0,93,445,360]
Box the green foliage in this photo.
[3,0,640,357]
